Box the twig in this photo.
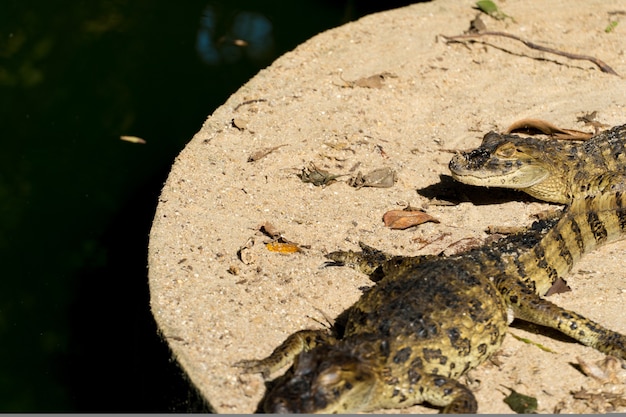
[442,31,619,76]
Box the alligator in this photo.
[449,123,626,204]
[235,124,626,413]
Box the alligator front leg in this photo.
[234,329,335,379]
[326,242,436,282]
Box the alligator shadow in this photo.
[510,319,581,345]
[417,174,547,206]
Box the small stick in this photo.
[442,31,619,76]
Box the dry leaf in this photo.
[259,222,281,239]
[486,225,525,234]
[469,14,487,32]
[572,387,626,413]
[266,241,302,254]
[120,135,147,144]
[297,163,343,187]
[504,118,593,140]
[349,167,397,189]
[576,355,622,383]
[232,118,248,130]
[383,209,440,230]
[237,237,256,265]
[510,332,556,353]
[544,276,571,296]
[577,111,609,134]
[502,386,538,414]
[340,72,396,89]
[442,237,484,256]
[247,144,287,162]
[411,232,451,250]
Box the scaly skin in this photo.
[448,124,626,204]
[236,188,626,413]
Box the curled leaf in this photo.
[259,222,281,239]
[349,167,397,189]
[504,118,593,140]
[575,355,622,383]
[383,209,440,230]
[237,237,256,265]
[232,118,248,130]
[340,72,396,89]
[297,163,344,187]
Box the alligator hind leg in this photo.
[375,372,478,414]
[503,284,626,359]
[234,329,334,378]
[423,374,478,414]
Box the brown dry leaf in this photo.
[486,225,525,234]
[259,222,281,239]
[572,387,626,413]
[349,167,397,189]
[576,355,622,384]
[266,241,302,254]
[545,276,571,296]
[504,118,593,140]
[383,209,440,230]
[442,237,484,256]
[533,207,563,221]
[297,163,344,187]
[340,72,396,89]
[232,118,248,130]
[237,237,256,265]
[577,111,609,134]
[469,14,487,33]
[355,74,386,88]
[411,232,451,250]
[247,144,287,162]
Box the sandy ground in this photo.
[148,0,626,413]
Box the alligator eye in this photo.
[495,143,515,158]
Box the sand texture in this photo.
[148,0,626,413]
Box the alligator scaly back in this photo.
[500,180,626,295]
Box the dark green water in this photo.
[1,0,417,411]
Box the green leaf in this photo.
[510,332,557,353]
[605,20,619,33]
[503,387,538,413]
[476,0,498,15]
[474,0,515,22]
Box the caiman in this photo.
[235,125,626,413]
[449,124,626,204]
